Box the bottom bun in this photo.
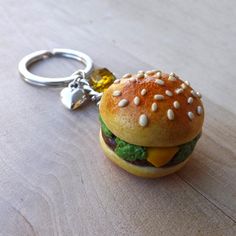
[100,130,191,178]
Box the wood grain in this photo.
[0,0,236,235]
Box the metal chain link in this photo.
[70,70,103,105]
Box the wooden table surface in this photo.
[0,1,236,235]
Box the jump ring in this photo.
[18,48,94,86]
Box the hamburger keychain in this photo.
[19,49,204,178]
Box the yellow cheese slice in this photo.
[147,146,179,168]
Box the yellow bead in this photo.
[90,68,116,92]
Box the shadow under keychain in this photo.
[18,48,115,110]
[19,48,204,178]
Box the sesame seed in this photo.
[118,99,129,107]
[138,70,144,74]
[151,103,158,112]
[123,73,132,79]
[145,70,153,75]
[191,90,198,98]
[129,77,136,82]
[187,111,194,120]
[133,96,140,105]
[113,79,120,84]
[146,70,158,75]
[167,109,175,120]
[168,74,176,81]
[173,101,180,109]
[151,69,159,73]
[156,79,165,85]
[187,97,193,104]
[185,80,190,86]
[197,106,203,115]
[196,92,202,98]
[139,114,148,127]
[175,88,184,94]
[165,90,173,97]
[141,89,147,96]
[112,90,121,97]
[154,94,164,100]
[181,83,187,89]
[136,73,144,79]
[156,71,162,78]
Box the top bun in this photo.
[99,70,204,147]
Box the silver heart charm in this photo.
[60,70,105,110]
[60,85,87,110]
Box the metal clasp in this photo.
[60,70,103,110]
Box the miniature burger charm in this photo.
[99,70,204,178]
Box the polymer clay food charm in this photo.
[99,70,204,178]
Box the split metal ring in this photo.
[18,48,94,86]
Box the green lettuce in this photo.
[115,137,147,161]
[99,115,147,161]
[99,115,113,138]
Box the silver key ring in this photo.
[18,48,94,86]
